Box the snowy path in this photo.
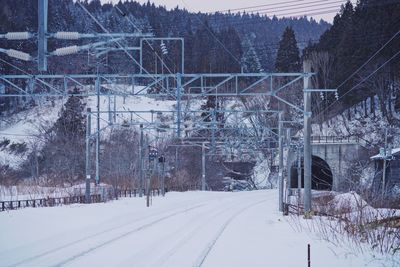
[0,190,378,267]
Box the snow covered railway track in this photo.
[5,203,206,267]
[134,195,261,267]
[194,199,267,267]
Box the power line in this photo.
[181,0,243,67]
[260,5,347,17]
[317,50,400,117]
[335,29,400,91]
[249,0,348,14]
[151,0,396,31]
[216,0,315,13]
[115,5,178,75]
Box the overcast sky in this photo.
[102,0,355,23]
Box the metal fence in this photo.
[0,188,162,212]
[311,135,370,146]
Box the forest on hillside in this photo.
[304,0,400,121]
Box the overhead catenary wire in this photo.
[76,1,173,95]
[216,0,323,13]
[114,4,178,75]
[315,28,400,117]
[335,29,400,91]
[76,2,148,75]
[317,50,400,118]
[149,0,396,32]
[257,0,351,15]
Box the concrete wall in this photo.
[288,143,369,191]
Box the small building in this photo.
[371,147,400,194]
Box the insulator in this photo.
[54,32,80,40]
[320,92,324,100]
[6,49,31,61]
[335,91,339,100]
[53,45,79,56]
[5,32,31,40]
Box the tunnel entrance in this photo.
[290,156,333,190]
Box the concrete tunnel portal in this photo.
[290,155,333,191]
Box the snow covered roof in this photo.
[371,147,400,160]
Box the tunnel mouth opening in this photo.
[290,156,333,191]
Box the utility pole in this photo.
[146,168,151,207]
[147,147,158,207]
[85,108,91,204]
[202,142,206,191]
[139,124,144,197]
[303,61,312,215]
[285,128,291,202]
[382,128,389,196]
[278,112,284,212]
[176,73,182,138]
[38,0,48,71]
[95,75,100,185]
[108,92,112,125]
[159,156,166,196]
[297,146,302,212]
[211,110,216,153]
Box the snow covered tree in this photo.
[37,87,87,185]
[241,34,263,73]
[53,88,86,141]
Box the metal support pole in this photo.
[175,146,179,171]
[181,39,185,74]
[139,39,143,74]
[382,128,388,196]
[146,169,151,207]
[108,93,112,124]
[303,61,312,214]
[176,73,182,138]
[286,128,291,201]
[113,94,117,123]
[297,148,302,200]
[139,124,144,197]
[278,112,284,212]
[211,110,216,153]
[161,159,165,196]
[85,108,91,204]
[38,0,48,71]
[95,76,100,185]
[202,142,206,191]
[63,78,68,95]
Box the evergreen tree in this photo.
[38,87,86,184]
[53,87,86,141]
[215,27,243,73]
[192,20,217,73]
[241,34,263,73]
[275,27,301,72]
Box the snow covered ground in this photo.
[0,190,392,267]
